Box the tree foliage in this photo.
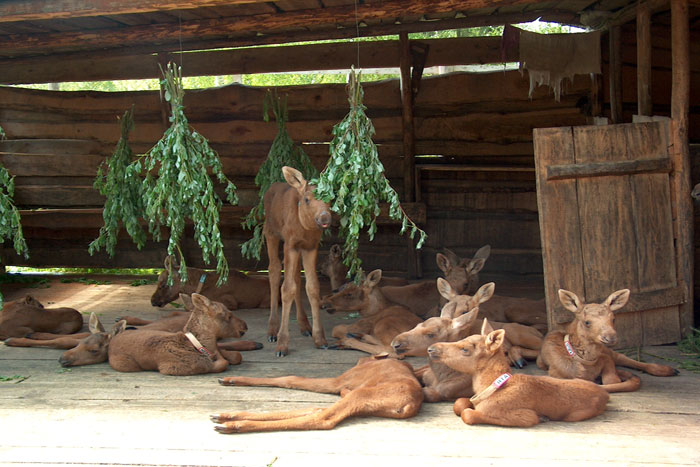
[0,126,29,307]
[315,68,426,283]
[240,90,318,260]
[90,63,238,285]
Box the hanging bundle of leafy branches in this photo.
[315,68,426,283]
[90,63,238,285]
[89,107,147,257]
[240,89,318,260]
[0,127,29,307]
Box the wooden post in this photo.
[400,32,416,203]
[399,32,419,278]
[670,0,693,335]
[609,26,623,123]
[637,2,652,116]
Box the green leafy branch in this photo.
[89,106,147,257]
[90,63,238,285]
[314,68,426,283]
[0,126,29,307]
[240,89,318,260]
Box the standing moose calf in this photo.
[537,289,679,392]
[264,166,331,356]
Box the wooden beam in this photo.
[609,26,623,123]
[546,157,672,181]
[0,0,547,58]
[0,0,271,23]
[637,2,653,116]
[0,36,508,85]
[608,0,670,27]
[669,0,693,337]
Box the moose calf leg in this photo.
[612,351,679,376]
[266,236,282,342]
[460,407,540,427]
[302,249,327,349]
[293,264,312,337]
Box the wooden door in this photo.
[534,121,686,347]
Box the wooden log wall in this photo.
[0,35,596,280]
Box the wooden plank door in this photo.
[534,121,686,348]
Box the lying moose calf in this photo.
[0,295,83,340]
[109,293,248,375]
[428,320,609,428]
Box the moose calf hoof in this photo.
[267,335,277,343]
[275,350,288,357]
[253,342,264,350]
[515,358,527,369]
[214,424,239,434]
[218,378,236,386]
[301,330,312,337]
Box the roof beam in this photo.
[0,0,271,23]
[0,0,537,57]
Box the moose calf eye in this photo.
[461,348,470,355]
[584,320,591,327]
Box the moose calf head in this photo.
[558,288,631,347]
[282,166,331,231]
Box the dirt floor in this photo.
[1,275,699,466]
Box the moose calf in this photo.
[108,293,248,375]
[0,295,83,340]
[321,269,422,357]
[150,256,270,310]
[537,289,678,392]
[429,320,610,427]
[213,354,423,433]
[264,166,331,356]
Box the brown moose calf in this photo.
[537,289,678,392]
[213,355,423,433]
[0,295,83,339]
[150,256,270,310]
[429,320,609,428]
[108,293,247,375]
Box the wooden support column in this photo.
[609,26,623,123]
[400,32,416,204]
[399,32,420,278]
[670,0,693,335]
[637,2,652,116]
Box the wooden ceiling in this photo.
[0,0,647,60]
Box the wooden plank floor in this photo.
[1,277,699,466]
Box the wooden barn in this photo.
[0,1,699,464]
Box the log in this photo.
[609,26,623,123]
[546,158,672,181]
[0,0,535,57]
[637,3,653,116]
[0,36,514,85]
[0,0,272,23]
[670,0,693,337]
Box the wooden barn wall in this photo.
[601,23,700,139]
[0,65,591,277]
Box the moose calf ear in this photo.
[437,277,457,301]
[485,328,506,352]
[436,253,451,273]
[282,166,307,192]
[365,269,383,288]
[605,289,631,312]
[88,312,105,334]
[112,320,127,337]
[558,289,582,314]
[465,258,486,276]
[475,282,495,304]
[480,318,495,336]
[452,308,478,330]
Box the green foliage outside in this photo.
[315,68,426,283]
[240,90,319,261]
[89,63,238,285]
